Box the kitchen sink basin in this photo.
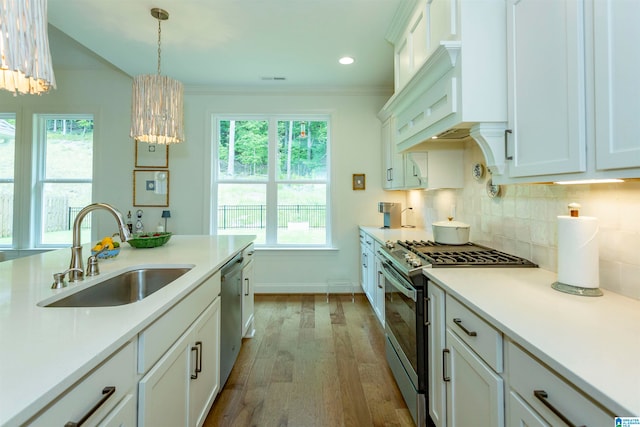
[43,267,192,307]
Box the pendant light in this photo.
[0,0,56,95]
[130,8,184,145]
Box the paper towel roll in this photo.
[557,215,599,289]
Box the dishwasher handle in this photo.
[221,254,245,281]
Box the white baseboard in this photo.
[254,282,362,294]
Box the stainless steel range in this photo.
[377,239,536,427]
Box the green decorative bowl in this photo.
[127,232,172,248]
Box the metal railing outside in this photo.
[218,204,325,229]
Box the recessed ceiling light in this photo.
[339,56,355,65]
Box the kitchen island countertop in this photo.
[0,234,254,426]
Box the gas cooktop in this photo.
[381,239,537,273]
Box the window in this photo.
[214,116,330,247]
[34,115,94,246]
[0,114,16,248]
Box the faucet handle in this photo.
[52,268,83,289]
[86,246,109,277]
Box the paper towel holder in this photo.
[551,281,603,297]
[551,202,603,297]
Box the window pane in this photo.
[277,184,326,245]
[217,183,266,244]
[218,120,268,180]
[0,116,16,247]
[40,183,92,245]
[45,119,93,179]
[277,120,327,180]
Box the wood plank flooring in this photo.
[204,294,414,427]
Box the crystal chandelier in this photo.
[0,0,56,95]
[130,8,184,145]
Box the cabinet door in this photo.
[374,255,385,326]
[594,0,640,170]
[446,330,504,427]
[190,298,221,427]
[427,282,446,427]
[138,332,190,427]
[381,117,404,189]
[508,391,550,427]
[506,0,586,177]
[241,259,255,337]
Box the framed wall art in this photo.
[352,173,366,190]
[133,170,170,207]
[135,140,169,168]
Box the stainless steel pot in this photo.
[432,219,470,245]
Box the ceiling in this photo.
[47,0,407,92]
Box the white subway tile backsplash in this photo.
[420,142,640,300]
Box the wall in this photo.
[180,89,402,292]
[417,141,640,300]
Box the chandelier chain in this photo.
[157,18,162,75]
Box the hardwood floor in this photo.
[204,294,414,427]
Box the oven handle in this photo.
[380,260,417,301]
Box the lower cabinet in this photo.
[97,393,137,427]
[27,340,136,427]
[445,330,504,427]
[427,282,446,427]
[508,391,550,427]
[241,244,255,338]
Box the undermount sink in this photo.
[43,267,192,307]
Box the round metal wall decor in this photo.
[486,178,502,198]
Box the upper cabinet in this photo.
[379,0,507,174]
[505,0,587,178]
[500,0,640,184]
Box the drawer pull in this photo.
[65,386,115,427]
[442,349,451,382]
[534,390,586,427]
[453,318,477,337]
[244,277,250,296]
[505,129,513,160]
[424,297,430,326]
[191,343,201,380]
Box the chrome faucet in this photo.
[68,203,132,282]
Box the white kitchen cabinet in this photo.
[138,270,222,427]
[139,298,221,427]
[189,298,221,427]
[241,253,255,338]
[427,282,446,427]
[506,340,613,427]
[502,0,640,183]
[373,244,385,326]
[138,324,191,427]
[505,0,587,178]
[382,117,405,190]
[446,330,504,427]
[27,341,136,427]
[593,0,640,170]
[359,230,375,305]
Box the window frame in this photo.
[32,114,94,248]
[212,114,332,249]
[0,113,17,249]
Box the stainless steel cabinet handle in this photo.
[65,386,116,427]
[505,129,513,160]
[453,318,477,337]
[442,349,451,382]
[244,277,250,296]
[377,271,383,289]
[534,390,585,427]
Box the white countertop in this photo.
[0,235,254,426]
[360,226,640,416]
[426,267,640,417]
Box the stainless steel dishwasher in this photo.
[219,251,247,387]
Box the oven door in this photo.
[382,260,420,387]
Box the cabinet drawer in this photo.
[28,340,136,426]
[138,271,219,373]
[507,341,613,426]
[446,296,503,372]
